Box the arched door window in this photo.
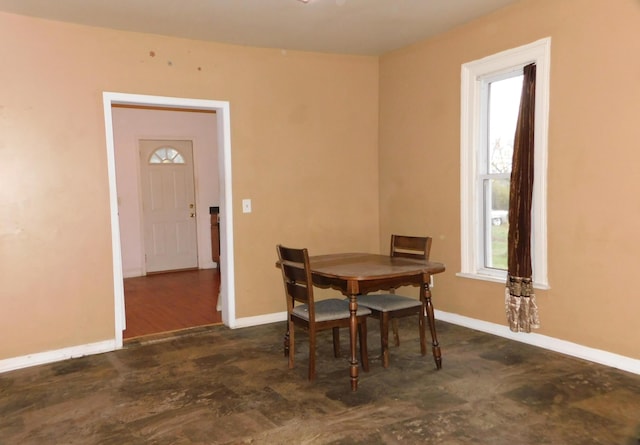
[148,147,185,164]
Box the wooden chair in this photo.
[277,244,371,381]
[357,235,432,368]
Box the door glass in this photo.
[149,147,185,164]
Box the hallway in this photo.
[123,269,222,339]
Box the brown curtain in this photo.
[505,63,540,333]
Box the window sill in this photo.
[456,272,550,291]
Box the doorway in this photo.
[103,93,236,349]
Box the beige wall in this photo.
[0,12,379,360]
[379,0,640,359]
[2,0,639,366]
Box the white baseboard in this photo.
[0,340,116,374]
[0,312,285,374]
[435,309,640,375]
[199,261,218,270]
[124,263,219,279]
[4,310,637,376]
[123,267,143,278]
[233,309,640,375]
[232,311,287,329]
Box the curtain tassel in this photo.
[505,276,540,333]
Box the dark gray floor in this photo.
[1,320,639,444]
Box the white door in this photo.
[140,140,198,273]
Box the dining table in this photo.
[308,252,446,391]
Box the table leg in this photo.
[348,293,359,391]
[423,280,442,369]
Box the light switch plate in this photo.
[242,199,252,213]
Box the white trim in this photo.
[455,271,551,290]
[123,266,145,279]
[232,311,287,329]
[241,308,640,375]
[436,309,640,375]
[102,92,236,340]
[460,37,550,289]
[216,101,237,328]
[0,313,280,373]
[4,310,637,376]
[102,97,126,340]
[0,340,116,374]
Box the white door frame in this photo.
[102,92,236,348]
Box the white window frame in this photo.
[459,38,550,289]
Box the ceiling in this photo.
[0,0,521,56]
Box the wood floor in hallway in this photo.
[123,268,222,340]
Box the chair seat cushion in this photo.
[292,298,371,322]
[357,294,422,312]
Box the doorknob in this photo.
[190,213,195,218]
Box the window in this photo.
[483,73,522,271]
[149,147,185,164]
[459,38,550,289]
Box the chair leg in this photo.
[380,312,390,368]
[284,326,290,357]
[308,329,316,381]
[391,318,400,347]
[332,327,341,358]
[288,321,295,369]
[358,319,370,372]
[418,305,427,356]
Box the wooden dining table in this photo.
[309,252,446,391]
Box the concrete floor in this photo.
[1,320,639,444]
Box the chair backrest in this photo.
[390,234,432,261]
[277,244,316,318]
